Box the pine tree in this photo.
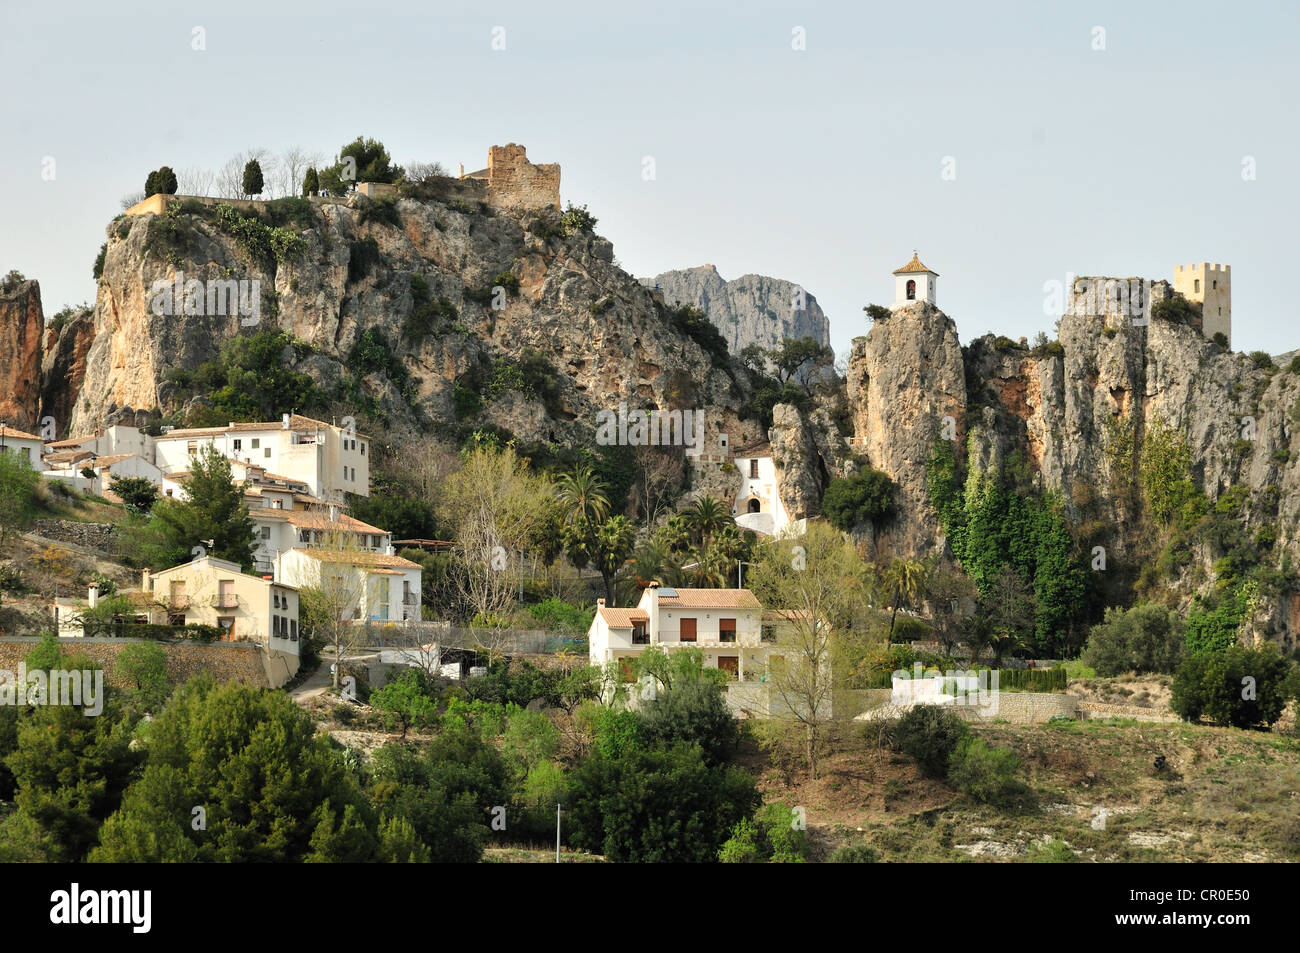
[242,159,264,197]
[302,166,319,197]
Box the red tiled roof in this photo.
[291,548,420,569]
[597,608,649,628]
[656,588,762,609]
[159,414,369,440]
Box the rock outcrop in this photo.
[0,279,44,431]
[644,265,832,354]
[41,306,95,437]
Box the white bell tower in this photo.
[893,251,939,307]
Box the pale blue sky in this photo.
[3,0,1297,359]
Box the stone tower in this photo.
[1173,262,1230,345]
[893,252,939,307]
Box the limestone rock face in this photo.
[644,265,832,354]
[41,307,95,438]
[846,301,966,557]
[768,402,853,522]
[64,194,767,467]
[0,279,44,431]
[847,282,1300,647]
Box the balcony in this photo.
[168,596,189,610]
[209,593,240,609]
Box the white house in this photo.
[730,442,800,537]
[274,548,423,623]
[0,425,46,472]
[154,414,370,501]
[251,506,393,575]
[587,583,775,679]
[44,425,155,462]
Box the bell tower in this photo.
[893,251,939,307]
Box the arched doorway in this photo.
[906,279,917,300]
[747,498,761,514]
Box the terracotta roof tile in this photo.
[656,588,762,609]
[291,548,420,569]
[597,608,649,628]
[892,252,938,276]
[0,427,44,441]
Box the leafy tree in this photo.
[144,167,177,197]
[638,677,739,767]
[1171,644,1294,729]
[766,336,834,395]
[567,743,759,862]
[893,704,969,779]
[882,557,927,640]
[947,737,1033,808]
[320,136,402,194]
[560,202,597,235]
[821,469,897,532]
[718,801,810,863]
[92,677,375,861]
[589,515,636,607]
[115,641,172,710]
[371,668,437,740]
[241,159,264,197]
[863,304,892,322]
[170,329,321,423]
[144,444,256,569]
[7,689,142,861]
[301,166,319,197]
[0,450,40,552]
[1082,603,1184,676]
[109,475,159,514]
[979,566,1036,663]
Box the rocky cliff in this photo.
[643,265,832,354]
[0,279,44,431]
[53,185,771,465]
[847,287,1300,649]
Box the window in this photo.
[260,526,271,539]
[299,530,310,543]
[1194,279,1201,293]
[748,498,760,514]
[1213,280,1217,289]
[749,458,759,478]
[679,618,697,642]
[761,624,777,643]
[290,619,298,640]
[719,618,736,643]
[361,443,366,456]
[187,441,198,455]
[906,279,916,300]
[632,623,649,645]
[251,438,260,449]
[264,447,271,459]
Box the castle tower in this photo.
[893,251,939,307]
[1173,262,1230,345]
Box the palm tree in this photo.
[884,557,927,640]
[554,465,610,528]
[591,516,637,607]
[684,496,731,547]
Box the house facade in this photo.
[274,548,423,623]
[730,442,799,537]
[154,414,370,501]
[0,426,46,472]
[251,506,392,575]
[587,584,777,680]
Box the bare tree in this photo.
[119,191,145,211]
[275,146,322,199]
[215,148,274,199]
[404,161,448,184]
[629,446,684,525]
[177,167,216,197]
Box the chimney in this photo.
[329,504,339,522]
[141,569,151,593]
[644,581,660,645]
[88,584,99,608]
[282,413,290,430]
[596,598,605,608]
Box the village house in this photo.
[730,440,803,537]
[153,414,370,502]
[251,504,393,576]
[0,424,46,472]
[274,548,423,623]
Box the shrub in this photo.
[1029,838,1076,862]
[638,677,739,766]
[1171,644,1294,728]
[947,737,1033,808]
[92,243,107,280]
[1081,603,1184,676]
[1248,350,1276,371]
[560,202,597,236]
[302,167,319,197]
[213,204,305,268]
[717,801,810,863]
[1152,295,1201,327]
[347,237,382,283]
[0,270,25,294]
[1289,355,1300,374]
[1212,331,1229,348]
[491,270,520,295]
[863,304,891,323]
[829,843,879,863]
[821,469,897,531]
[893,705,968,779]
[358,198,401,229]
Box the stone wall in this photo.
[1075,700,1180,723]
[0,636,276,689]
[484,144,561,212]
[858,691,1078,725]
[30,519,118,554]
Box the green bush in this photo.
[212,204,305,268]
[717,801,810,863]
[1248,350,1276,371]
[1028,838,1076,862]
[947,737,1033,808]
[638,677,739,767]
[1081,603,1184,676]
[893,705,969,779]
[828,843,879,863]
[347,237,382,283]
[1152,295,1201,327]
[358,198,401,229]
[560,202,597,236]
[92,242,107,280]
[821,469,897,531]
[491,270,520,295]
[1289,355,1300,374]
[992,666,1069,691]
[1171,643,1294,728]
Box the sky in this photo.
[3,0,1298,360]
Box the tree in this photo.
[109,475,159,514]
[863,304,892,322]
[0,450,40,553]
[297,531,371,690]
[7,686,142,861]
[1082,603,1184,676]
[1171,644,1295,729]
[746,523,868,778]
[242,159,264,198]
[143,167,177,197]
[555,465,610,530]
[320,136,402,194]
[302,166,320,197]
[91,677,376,862]
[638,676,740,767]
[947,737,1032,808]
[115,641,171,710]
[979,566,1035,664]
[567,743,759,862]
[821,469,897,532]
[766,337,833,395]
[142,444,256,569]
[924,560,977,655]
[893,704,969,779]
[589,515,636,607]
[882,557,927,640]
[371,668,437,740]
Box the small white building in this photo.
[893,251,939,307]
[251,506,393,576]
[154,414,370,502]
[0,425,46,472]
[731,442,799,537]
[275,548,423,623]
[44,425,155,462]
